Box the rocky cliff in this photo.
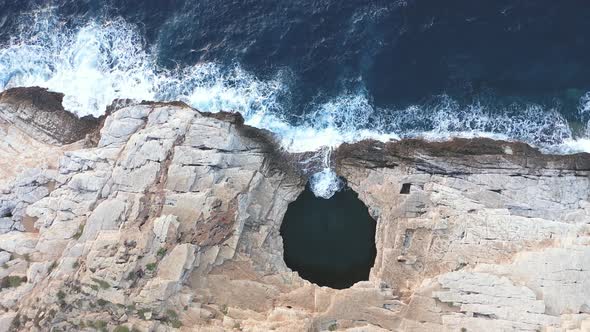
[1,87,590,332]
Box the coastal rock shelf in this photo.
[0,87,590,331]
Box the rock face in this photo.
[0,88,590,331]
[0,87,102,145]
[336,140,590,331]
[0,88,91,231]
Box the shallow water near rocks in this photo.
[280,185,377,289]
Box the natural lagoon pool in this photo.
[280,186,377,289]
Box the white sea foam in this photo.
[262,93,400,152]
[579,92,590,135]
[0,17,158,117]
[306,148,344,199]
[309,168,343,199]
[555,138,590,154]
[1,12,590,197]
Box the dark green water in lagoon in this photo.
[280,186,377,289]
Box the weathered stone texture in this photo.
[0,90,589,331]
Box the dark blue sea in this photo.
[1,0,590,156]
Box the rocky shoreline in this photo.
[1,87,590,331]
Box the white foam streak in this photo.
[269,93,399,152]
[310,168,343,199]
[554,138,590,154]
[308,149,343,199]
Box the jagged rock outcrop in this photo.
[0,87,102,145]
[0,87,590,331]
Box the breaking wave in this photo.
[1,11,590,197]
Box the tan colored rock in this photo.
[0,91,589,331]
[0,231,38,255]
[152,215,179,244]
[334,139,590,331]
[0,87,102,145]
[0,251,10,265]
[158,244,196,281]
[26,261,52,284]
[0,311,16,332]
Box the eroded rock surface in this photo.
[336,139,590,331]
[0,88,590,331]
[0,87,102,145]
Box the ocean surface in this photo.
[1,1,590,196]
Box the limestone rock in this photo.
[0,251,10,265]
[0,91,588,331]
[0,87,102,145]
[157,244,196,281]
[0,231,38,255]
[152,215,179,244]
[335,138,590,331]
[0,311,16,332]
